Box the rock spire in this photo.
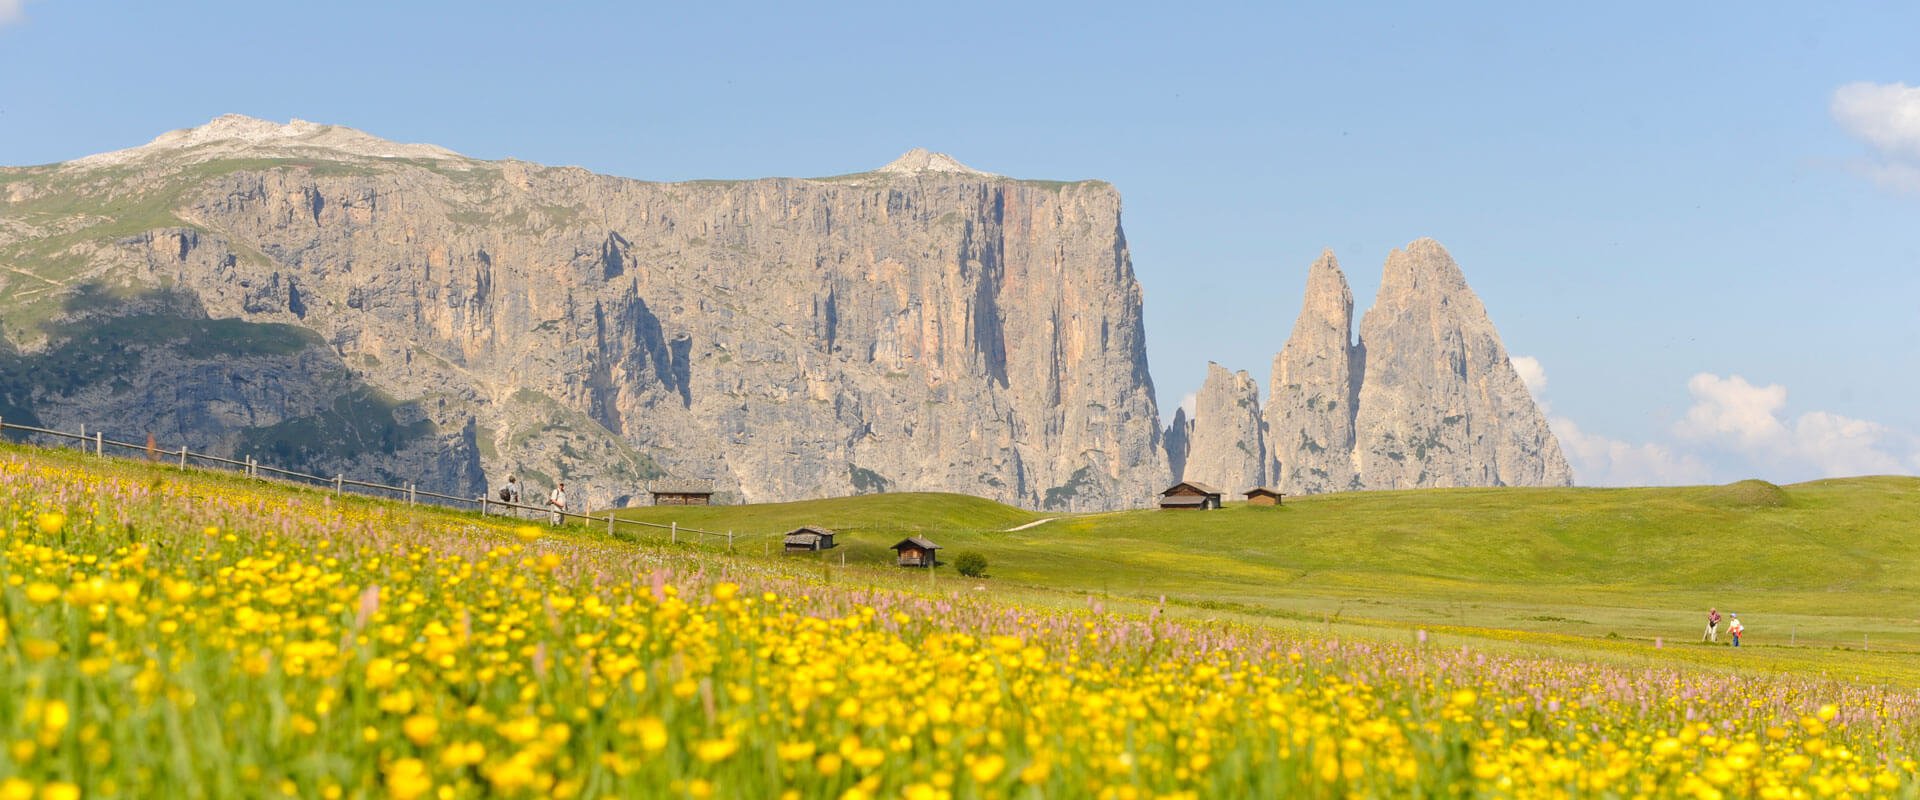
[1351,239,1571,489]
[1266,250,1360,494]
[1178,362,1266,491]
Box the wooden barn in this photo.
[648,480,714,506]
[890,536,942,568]
[1159,481,1224,510]
[1243,487,1284,506]
[783,526,836,552]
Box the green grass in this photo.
[8,433,1918,688]
[609,477,1920,679]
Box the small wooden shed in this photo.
[648,480,714,506]
[891,536,941,568]
[783,526,836,552]
[1243,487,1284,506]
[1159,481,1223,510]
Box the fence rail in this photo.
[0,417,735,548]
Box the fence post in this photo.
[408,484,416,507]
[607,512,615,535]
[95,432,103,457]
[179,446,188,469]
[333,475,342,496]
[671,522,677,544]
[728,530,734,552]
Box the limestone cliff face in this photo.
[0,116,1168,510]
[1265,250,1359,494]
[1179,363,1264,491]
[1163,407,1192,485]
[1350,239,1571,489]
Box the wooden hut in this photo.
[890,536,942,568]
[1243,487,1284,506]
[648,480,714,506]
[783,526,836,552]
[1159,481,1223,510]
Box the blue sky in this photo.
[4,1,1917,485]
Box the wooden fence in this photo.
[0,417,734,548]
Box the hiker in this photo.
[547,481,568,526]
[496,476,523,518]
[1728,613,1744,647]
[1704,607,1720,643]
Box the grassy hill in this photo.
[614,477,1920,662]
[11,441,1920,796]
[10,437,1917,685]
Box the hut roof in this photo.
[1159,495,1208,507]
[648,480,714,495]
[890,536,941,551]
[785,525,834,536]
[1163,481,1223,496]
[1243,487,1283,498]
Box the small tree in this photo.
[954,551,988,578]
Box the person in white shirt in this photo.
[547,482,568,526]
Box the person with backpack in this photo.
[1728,613,1744,647]
[1704,607,1720,643]
[497,476,523,517]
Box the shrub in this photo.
[954,551,988,578]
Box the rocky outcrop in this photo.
[1179,363,1265,491]
[1351,239,1571,489]
[1266,250,1360,494]
[0,116,1168,511]
[1163,407,1192,486]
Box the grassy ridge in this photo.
[10,439,1917,685]
[11,445,1919,797]
[612,478,1920,659]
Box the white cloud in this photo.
[1520,361,1912,486]
[1831,82,1920,191]
[0,0,26,26]
[1833,82,1920,158]
[1520,356,1708,486]
[1675,372,1917,479]
[1857,160,1920,193]
[1678,373,1790,451]
[1551,416,1712,487]
[1782,411,1907,477]
[1178,393,1197,419]
[1511,355,1547,398]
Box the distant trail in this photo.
[1003,517,1057,532]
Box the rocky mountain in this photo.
[1265,250,1359,494]
[0,115,1167,511]
[1163,407,1192,484]
[1351,239,1571,489]
[1171,240,1570,494]
[1178,362,1265,492]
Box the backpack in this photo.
[499,487,513,502]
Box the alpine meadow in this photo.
[7,4,1920,797]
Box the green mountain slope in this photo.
[8,440,1920,685]
[619,478,1920,654]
